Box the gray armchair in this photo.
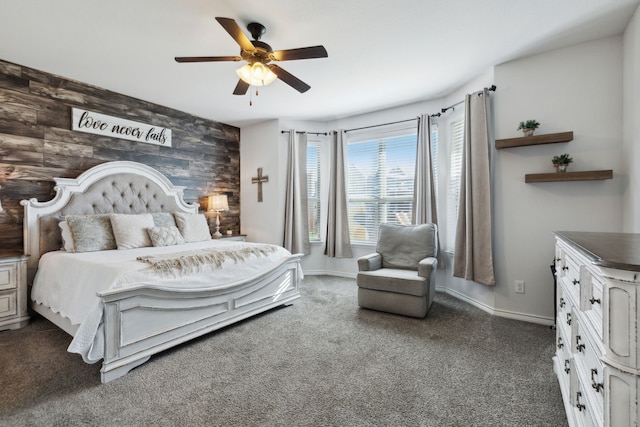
[357,223,438,318]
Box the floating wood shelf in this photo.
[496,131,573,149]
[525,169,613,183]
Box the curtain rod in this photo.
[281,130,328,136]
[433,84,497,117]
[344,117,418,133]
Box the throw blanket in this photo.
[137,244,278,276]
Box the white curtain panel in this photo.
[412,114,442,264]
[283,130,310,255]
[453,89,496,286]
[325,130,352,258]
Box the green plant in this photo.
[517,120,540,130]
[552,153,573,165]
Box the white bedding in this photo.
[31,240,296,363]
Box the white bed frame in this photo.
[21,161,302,383]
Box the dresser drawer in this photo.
[560,254,581,305]
[0,263,16,291]
[0,290,17,318]
[556,323,572,385]
[557,283,572,340]
[582,268,604,341]
[567,357,599,427]
[573,316,604,419]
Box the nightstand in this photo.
[216,234,247,242]
[0,251,29,331]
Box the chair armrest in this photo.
[358,253,382,271]
[418,257,438,279]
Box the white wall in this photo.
[240,120,287,245]
[623,6,640,232]
[492,36,624,321]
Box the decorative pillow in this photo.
[151,212,176,228]
[66,214,117,253]
[147,226,185,247]
[110,213,154,250]
[174,212,211,243]
[58,220,75,252]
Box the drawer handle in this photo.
[557,337,564,349]
[589,297,601,305]
[576,392,586,412]
[591,369,603,393]
[572,279,579,285]
[562,266,569,271]
[564,359,570,374]
[576,335,585,353]
[559,298,565,308]
[566,312,571,326]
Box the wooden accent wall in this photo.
[0,59,240,251]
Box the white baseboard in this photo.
[443,287,554,326]
[305,272,554,327]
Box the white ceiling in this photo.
[1,0,638,128]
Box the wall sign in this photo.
[71,108,172,147]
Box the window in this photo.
[347,132,417,243]
[446,119,464,250]
[307,142,321,240]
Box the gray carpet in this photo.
[0,275,567,426]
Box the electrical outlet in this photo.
[515,280,525,294]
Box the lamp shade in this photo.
[208,194,229,212]
[236,62,278,87]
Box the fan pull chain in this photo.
[248,86,261,107]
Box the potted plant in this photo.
[552,153,573,172]
[226,226,233,235]
[517,120,540,137]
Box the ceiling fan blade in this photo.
[175,56,241,63]
[271,45,328,61]
[267,64,311,93]
[233,79,250,95]
[215,17,255,51]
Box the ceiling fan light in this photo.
[236,62,277,87]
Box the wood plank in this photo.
[0,146,43,166]
[525,169,613,183]
[0,118,44,139]
[0,162,82,181]
[43,153,103,171]
[0,133,44,153]
[44,140,93,158]
[0,104,38,125]
[0,73,29,94]
[0,61,22,78]
[496,131,573,149]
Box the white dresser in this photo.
[554,231,640,427]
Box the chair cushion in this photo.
[377,223,437,270]
[357,268,428,297]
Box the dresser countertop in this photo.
[555,231,640,272]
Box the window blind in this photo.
[446,119,464,250]
[307,142,321,240]
[347,133,417,243]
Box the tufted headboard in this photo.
[21,161,198,283]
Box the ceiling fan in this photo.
[175,17,328,95]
